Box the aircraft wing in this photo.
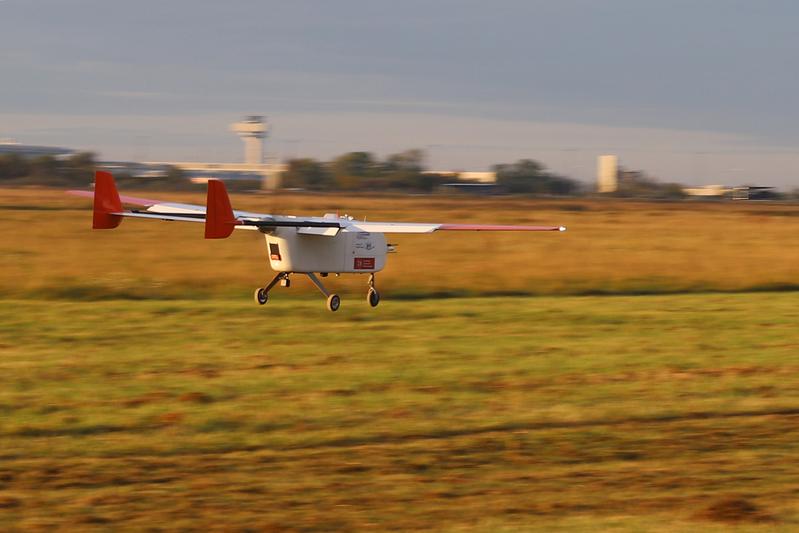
[69,172,565,238]
[345,221,566,233]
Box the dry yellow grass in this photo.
[2,187,799,298]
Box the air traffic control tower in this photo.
[141,115,281,189]
[230,115,268,165]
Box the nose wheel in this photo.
[367,288,380,307]
[254,287,269,305]
[326,294,341,312]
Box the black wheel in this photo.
[367,288,380,308]
[254,287,268,305]
[326,293,341,312]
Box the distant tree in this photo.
[657,182,687,200]
[119,165,198,191]
[163,165,186,185]
[0,152,98,186]
[152,166,201,191]
[28,155,62,184]
[62,152,97,186]
[281,158,331,190]
[494,159,579,195]
[494,159,547,193]
[0,153,30,181]
[380,149,429,190]
[414,172,447,192]
[546,174,581,196]
[331,152,377,190]
[614,168,686,199]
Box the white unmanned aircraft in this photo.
[70,172,565,312]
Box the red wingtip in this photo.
[92,171,123,229]
[205,179,237,239]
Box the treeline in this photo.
[282,150,444,192]
[1,149,731,199]
[0,149,582,196]
[611,168,686,200]
[0,152,197,190]
[283,150,581,195]
[493,159,579,195]
[0,152,97,187]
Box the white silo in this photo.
[597,155,619,193]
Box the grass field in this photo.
[2,188,799,530]
[2,187,799,298]
[1,294,799,530]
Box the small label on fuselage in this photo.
[354,257,375,270]
[269,243,281,261]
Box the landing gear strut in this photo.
[306,272,340,312]
[254,272,289,305]
[255,272,380,312]
[367,273,380,307]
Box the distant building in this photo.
[439,183,500,194]
[424,170,496,183]
[597,155,618,193]
[732,186,777,200]
[230,116,268,165]
[103,115,283,189]
[141,161,282,189]
[682,184,731,198]
[681,184,776,200]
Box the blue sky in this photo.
[1,0,798,185]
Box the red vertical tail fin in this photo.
[205,179,237,239]
[93,171,123,229]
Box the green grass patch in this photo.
[1,294,799,529]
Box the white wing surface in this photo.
[345,221,565,233]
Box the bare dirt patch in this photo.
[694,497,776,524]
